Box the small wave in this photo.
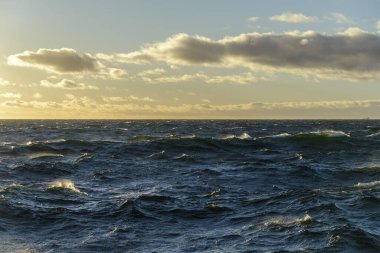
[220,132,252,140]
[259,133,291,139]
[264,214,313,229]
[130,135,160,142]
[47,179,87,195]
[355,181,380,188]
[295,130,350,138]
[367,132,380,138]
[148,150,167,159]
[28,152,64,159]
[0,183,24,193]
[174,153,194,161]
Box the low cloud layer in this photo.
[2,96,380,119]
[0,92,22,98]
[40,79,98,90]
[8,48,102,73]
[109,28,380,80]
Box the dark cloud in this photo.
[113,28,380,80]
[8,48,102,73]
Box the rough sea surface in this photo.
[1,120,380,252]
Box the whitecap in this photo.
[367,132,380,138]
[28,152,64,159]
[48,179,87,195]
[302,130,350,137]
[264,214,313,228]
[148,150,166,158]
[355,181,380,188]
[220,132,251,140]
[221,134,236,140]
[259,133,291,139]
[237,132,252,140]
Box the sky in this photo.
[0,0,380,119]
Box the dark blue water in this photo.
[1,120,380,252]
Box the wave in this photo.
[220,132,252,140]
[174,153,195,161]
[264,214,314,229]
[47,179,87,195]
[367,132,380,138]
[355,180,380,188]
[28,152,64,159]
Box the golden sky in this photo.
[1,0,380,119]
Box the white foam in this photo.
[264,214,313,227]
[220,132,252,140]
[48,179,87,195]
[303,130,349,137]
[355,181,380,188]
[237,132,252,140]
[367,132,380,138]
[28,152,64,159]
[260,133,291,139]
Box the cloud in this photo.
[204,72,259,84]
[40,79,98,90]
[142,74,199,83]
[0,92,22,98]
[102,95,155,103]
[137,68,167,77]
[106,29,380,80]
[2,96,380,117]
[376,20,380,31]
[248,17,259,22]
[8,48,103,73]
[330,12,352,24]
[0,78,15,86]
[33,93,42,99]
[269,12,317,23]
[107,68,128,79]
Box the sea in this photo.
[1,120,380,252]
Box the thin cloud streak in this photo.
[269,12,317,23]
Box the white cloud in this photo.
[40,79,98,90]
[102,95,155,103]
[105,29,380,80]
[8,48,103,73]
[248,16,259,22]
[141,74,199,83]
[376,20,380,31]
[0,78,12,86]
[0,92,22,98]
[269,12,317,23]
[33,93,42,99]
[108,68,128,79]
[204,72,259,84]
[330,12,352,24]
[2,97,380,117]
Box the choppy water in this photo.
[1,120,380,252]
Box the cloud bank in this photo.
[108,28,380,80]
[8,48,102,73]
[2,96,380,118]
[40,79,98,90]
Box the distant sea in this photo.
[1,120,380,252]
